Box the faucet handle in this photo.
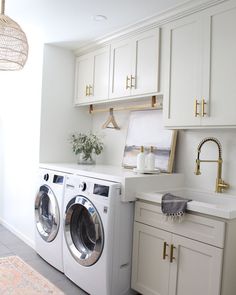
[216,179,230,193]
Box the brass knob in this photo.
[194,99,200,117]
[131,75,136,88]
[126,76,131,89]
[163,241,169,260]
[201,98,207,117]
[170,244,176,263]
[89,85,93,96]
[85,85,89,96]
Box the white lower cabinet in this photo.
[168,235,222,295]
[131,201,223,295]
[132,222,171,295]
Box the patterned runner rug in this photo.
[0,256,65,294]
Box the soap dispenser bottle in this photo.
[137,146,145,171]
[146,146,155,171]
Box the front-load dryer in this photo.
[35,168,65,272]
[63,174,134,295]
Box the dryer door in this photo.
[35,185,60,242]
[64,195,104,266]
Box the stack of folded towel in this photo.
[161,193,191,221]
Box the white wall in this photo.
[176,129,236,193]
[93,109,130,165]
[0,40,92,248]
[0,28,44,246]
[40,45,91,163]
[92,111,236,195]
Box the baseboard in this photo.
[0,218,35,250]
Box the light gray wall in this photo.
[0,28,44,246]
[0,43,92,247]
[92,111,236,194]
[176,129,236,193]
[40,45,92,163]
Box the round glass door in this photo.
[64,196,104,266]
[35,185,60,242]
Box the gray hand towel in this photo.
[161,193,190,217]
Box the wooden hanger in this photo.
[102,108,120,130]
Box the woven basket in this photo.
[0,14,28,70]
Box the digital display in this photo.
[93,184,109,197]
[53,175,64,184]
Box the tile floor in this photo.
[0,224,87,295]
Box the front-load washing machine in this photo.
[35,168,65,272]
[63,174,134,295]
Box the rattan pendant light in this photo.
[0,0,28,70]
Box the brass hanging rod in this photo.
[89,96,162,114]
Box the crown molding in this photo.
[74,0,227,55]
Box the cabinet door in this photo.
[169,234,223,295]
[131,28,160,96]
[90,47,110,102]
[163,14,203,127]
[74,54,93,104]
[109,39,132,99]
[201,1,236,126]
[131,222,171,295]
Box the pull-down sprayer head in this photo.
[194,137,229,193]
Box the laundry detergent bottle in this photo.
[137,146,145,170]
[146,146,155,170]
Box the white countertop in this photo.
[138,188,236,219]
[40,162,161,182]
[39,162,184,202]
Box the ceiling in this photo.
[6,0,191,49]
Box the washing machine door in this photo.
[35,185,60,242]
[64,195,104,267]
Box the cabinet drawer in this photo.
[135,201,225,248]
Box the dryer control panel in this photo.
[93,184,109,197]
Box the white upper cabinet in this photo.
[109,28,160,99]
[163,14,203,127]
[74,46,110,105]
[163,0,236,128]
[74,54,93,104]
[109,39,132,98]
[202,1,236,126]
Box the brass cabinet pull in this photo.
[126,76,131,89]
[163,241,169,260]
[170,244,176,263]
[194,99,200,117]
[131,75,136,88]
[85,85,89,96]
[201,98,207,117]
[89,85,93,96]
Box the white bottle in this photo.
[137,146,145,171]
[146,146,155,171]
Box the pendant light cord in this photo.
[1,0,5,14]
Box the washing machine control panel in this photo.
[79,181,87,191]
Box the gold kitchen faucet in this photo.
[194,137,229,193]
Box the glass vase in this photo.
[77,152,96,165]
